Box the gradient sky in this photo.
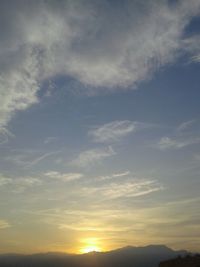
[0,0,200,254]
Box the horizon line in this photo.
[0,244,191,256]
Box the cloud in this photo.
[89,120,138,143]
[6,150,60,168]
[156,120,200,150]
[81,179,163,200]
[193,154,200,162]
[0,175,12,186]
[0,127,14,144]
[97,171,130,181]
[112,171,130,178]
[71,146,115,167]
[177,120,196,132]
[183,35,200,62]
[0,220,10,229]
[44,171,83,182]
[15,177,41,187]
[0,173,41,193]
[27,151,60,167]
[157,136,200,150]
[0,1,200,126]
[44,137,57,145]
[11,177,42,193]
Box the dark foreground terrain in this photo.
[160,254,200,267]
[0,245,187,267]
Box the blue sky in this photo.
[0,0,200,254]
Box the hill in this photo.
[0,245,187,267]
[159,254,200,267]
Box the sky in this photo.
[0,0,200,254]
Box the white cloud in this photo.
[97,171,130,181]
[177,120,195,132]
[89,120,138,143]
[0,173,41,193]
[183,35,200,62]
[0,127,14,144]
[44,137,57,145]
[0,45,40,126]
[44,171,83,182]
[0,175,12,186]
[71,146,115,167]
[15,177,41,187]
[27,151,60,167]
[0,220,10,229]
[112,171,130,178]
[156,119,200,150]
[0,1,200,126]
[6,150,60,168]
[157,136,200,150]
[81,179,163,199]
[10,177,42,193]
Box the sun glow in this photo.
[81,245,101,253]
[79,238,102,254]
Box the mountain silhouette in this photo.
[0,245,188,267]
[159,254,200,267]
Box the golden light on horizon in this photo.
[79,237,102,254]
[80,245,101,253]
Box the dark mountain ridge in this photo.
[0,245,188,267]
[159,254,200,267]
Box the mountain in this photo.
[0,245,187,267]
[159,254,200,267]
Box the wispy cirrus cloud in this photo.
[6,149,60,168]
[176,119,196,132]
[44,137,57,145]
[0,220,10,229]
[156,120,200,150]
[1,1,200,127]
[0,174,41,193]
[97,171,130,181]
[71,146,115,167]
[0,127,14,144]
[0,175,12,186]
[81,179,163,200]
[157,136,200,150]
[183,35,200,63]
[88,120,139,143]
[12,177,42,193]
[44,171,83,182]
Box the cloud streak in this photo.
[0,127,14,144]
[156,120,200,150]
[81,179,163,200]
[44,171,83,182]
[157,136,200,150]
[71,146,115,167]
[0,175,12,186]
[0,220,10,230]
[97,171,131,181]
[6,150,60,168]
[0,173,41,193]
[89,120,138,143]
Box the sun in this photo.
[80,245,101,253]
[79,238,102,254]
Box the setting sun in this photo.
[79,238,102,254]
[80,245,101,253]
